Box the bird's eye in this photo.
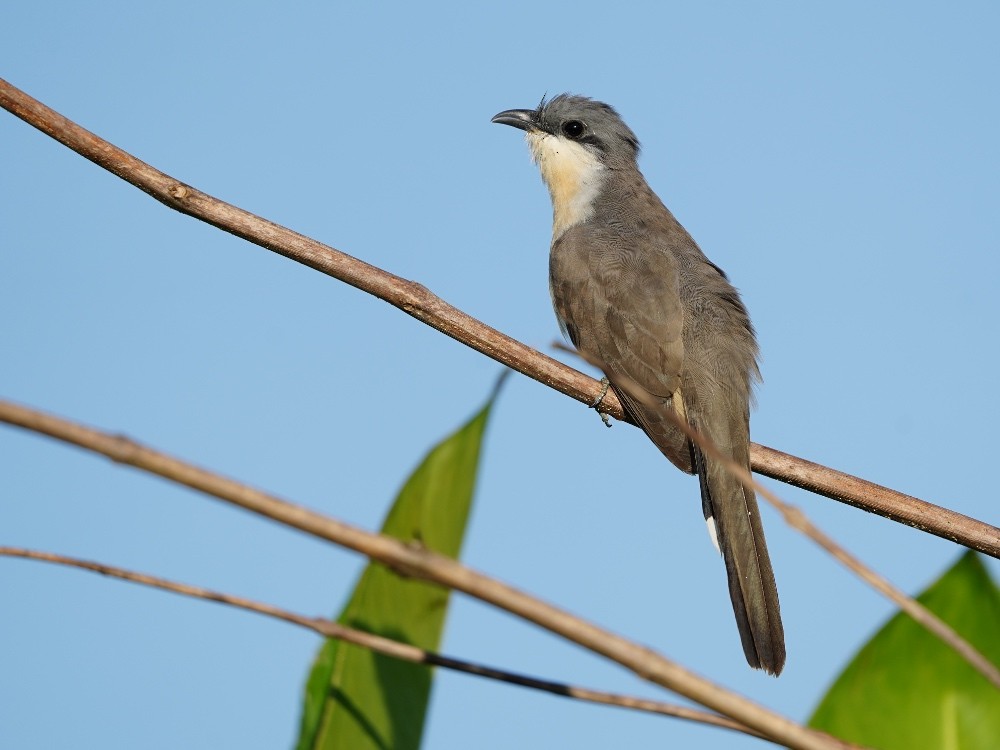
[561,120,585,138]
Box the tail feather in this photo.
[607,378,785,674]
[693,440,785,675]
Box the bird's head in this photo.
[492,94,641,237]
[492,94,640,166]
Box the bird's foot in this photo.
[590,377,613,428]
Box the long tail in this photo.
[692,428,785,675]
[609,378,785,673]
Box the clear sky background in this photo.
[2,3,998,748]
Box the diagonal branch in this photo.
[0,76,996,559]
[650,387,1000,690]
[0,545,767,740]
[764,495,1000,690]
[0,398,854,750]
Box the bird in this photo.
[491,94,785,675]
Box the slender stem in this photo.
[0,546,766,739]
[766,497,1000,690]
[653,396,1000,690]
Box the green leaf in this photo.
[809,551,1000,749]
[295,377,504,750]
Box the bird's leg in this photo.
[590,377,613,427]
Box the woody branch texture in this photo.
[0,76,996,560]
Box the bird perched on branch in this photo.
[492,94,785,675]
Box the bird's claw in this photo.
[590,377,613,428]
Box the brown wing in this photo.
[550,226,692,471]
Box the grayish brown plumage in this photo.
[492,94,785,675]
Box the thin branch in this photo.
[0,77,996,559]
[765,495,1000,690]
[652,389,1000,690]
[0,546,768,740]
[0,399,852,750]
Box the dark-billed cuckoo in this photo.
[492,94,785,675]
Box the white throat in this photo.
[526,131,606,240]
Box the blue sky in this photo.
[2,3,998,748]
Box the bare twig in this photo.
[0,398,853,750]
[0,77,996,558]
[0,546,767,739]
[648,385,1000,689]
[765,497,1000,690]
[688,424,1000,689]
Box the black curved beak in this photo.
[491,108,538,132]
